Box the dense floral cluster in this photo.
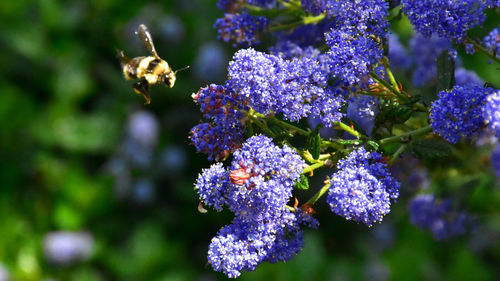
[410,33,451,86]
[455,68,484,86]
[387,33,411,70]
[430,85,494,143]
[190,0,500,277]
[483,90,500,137]
[483,27,500,57]
[401,0,487,42]
[347,95,378,136]
[195,135,316,277]
[409,194,467,240]
[190,84,246,161]
[214,12,268,47]
[324,0,389,85]
[492,144,500,178]
[327,147,400,227]
[226,48,345,126]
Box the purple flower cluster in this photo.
[401,0,487,42]
[190,84,246,161]
[430,85,494,143]
[301,0,326,15]
[226,48,345,126]
[387,33,412,70]
[347,95,378,136]
[483,90,500,137]
[195,135,316,278]
[324,0,389,85]
[483,27,500,57]
[491,144,500,178]
[214,12,268,47]
[327,147,400,227]
[455,68,483,86]
[410,33,451,86]
[409,194,467,240]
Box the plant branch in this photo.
[379,125,432,145]
[305,182,331,205]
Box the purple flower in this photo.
[301,0,326,15]
[410,33,451,86]
[226,48,345,126]
[190,84,246,161]
[402,0,487,42]
[483,28,500,57]
[43,231,94,266]
[324,0,389,85]
[409,194,467,240]
[199,136,316,277]
[347,95,378,136]
[455,68,483,86]
[214,12,268,47]
[491,144,500,178]
[430,85,494,143]
[483,90,500,137]
[195,163,229,211]
[327,147,400,226]
[388,33,412,70]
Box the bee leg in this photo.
[116,49,130,66]
[133,80,151,104]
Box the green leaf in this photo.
[436,50,456,92]
[407,139,451,159]
[295,174,310,190]
[374,100,412,132]
[306,125,321,159]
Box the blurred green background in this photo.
[0,1,499,280]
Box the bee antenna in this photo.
[174,65,190,74]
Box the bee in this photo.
[118,24,189,104]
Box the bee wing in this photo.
[135,24,159,58]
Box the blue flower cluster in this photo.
[455,68,484,86]
[190,84,246,161]
[410,33,451,86]
[214,12,268,47]
[430,85,494,143]
[483,90,500,137]
[301,0,326,15]
[409,194,467,240]
[327,147,400,227]
[347,95,378,136]
[195,135,317,278]
[401,0,487,42]
[387,33,412,70]
[324,0,389,85]
[492,144,500,178]
[226,48,346,126]
[483,27,500,57]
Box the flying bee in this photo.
[118,24,189,104]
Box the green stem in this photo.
[379,125,432,145]
[370,71,409,101]
[334,121,362,139]
[253,112,310,136]
[305,183,331,205]
[302,162,325,174]
[269,13,325,32]
[242,110,276,137]
[467,37,500,65]
[388,144,407,165]
[382,57,400,93]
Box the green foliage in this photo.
[436,50,456,92]
[407,139,452,159]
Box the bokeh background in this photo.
[0,1,499,280]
